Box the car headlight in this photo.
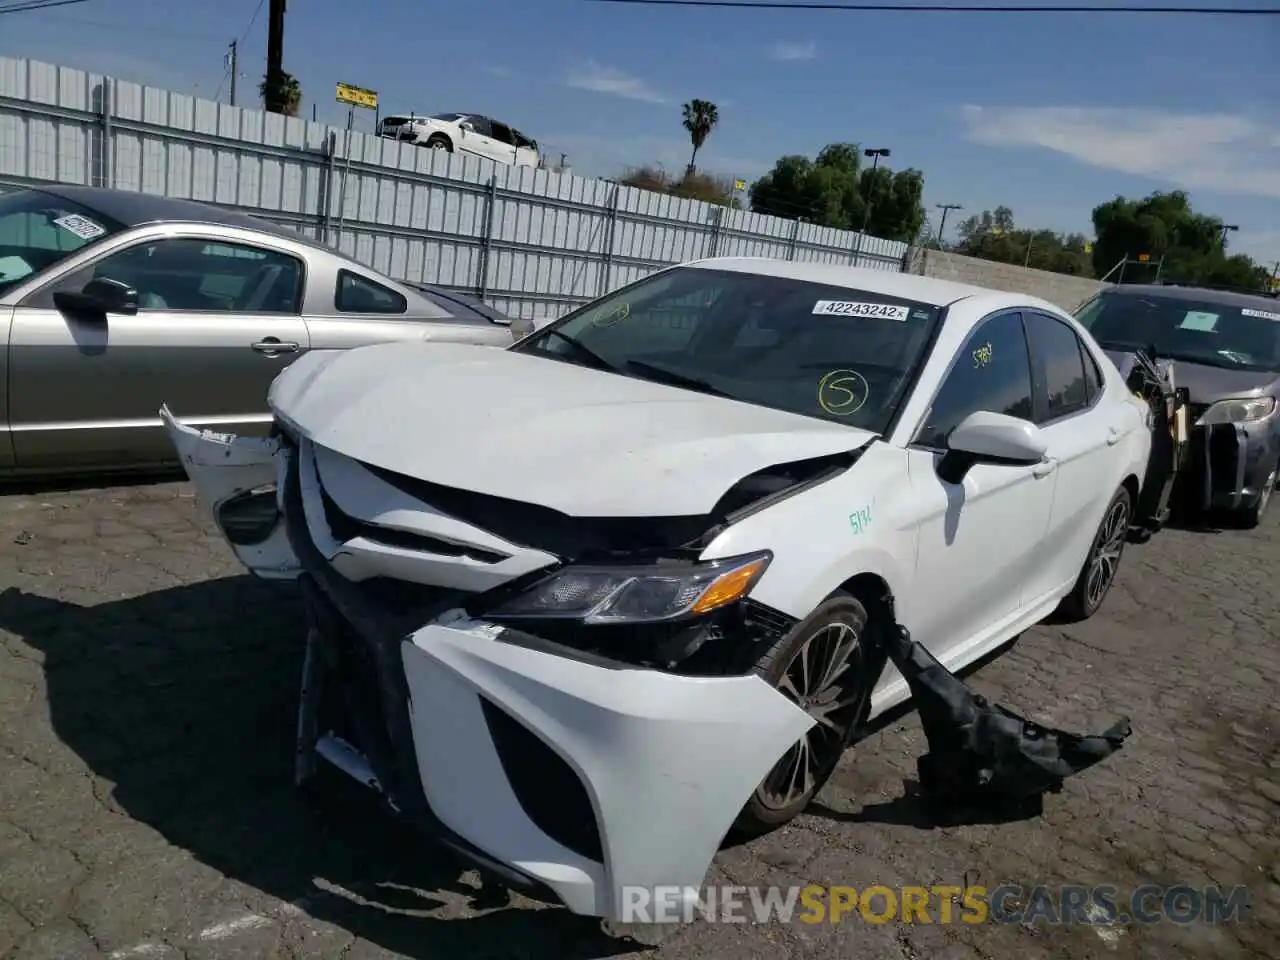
[1196,397,1276,426]
[484,551,772,625]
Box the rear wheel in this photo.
[425,134,453,152]
[1056,485,1132,622]
[733,593,879,836]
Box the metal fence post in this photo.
[706,204,726,258]
[598,184,621,296]
[100,77,114,189]
[477,173,499,299]
[320,131,336,245]
[787,218,801,261]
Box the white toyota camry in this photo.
[162,258,1152,922]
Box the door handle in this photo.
[1106,426,1121,446]
[251,338,300,355]
[1032,458,1058,479]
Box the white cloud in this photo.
[563,61,665,104]
[767,41,817,62]
[960,105,1280,200]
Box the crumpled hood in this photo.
[268,342,874,517]
[1103,349,1279,404]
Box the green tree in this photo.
[681,100,719,177]
[953,207,1093,276]
[259,69,301,117]
[617,164,740,207]
[1091,190,1269,292]
[748,143,925,243]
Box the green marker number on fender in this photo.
[849,505,872,535]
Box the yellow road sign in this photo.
[1083,242,1093,254]
[733,179,747,191]
[1137,253,1151,262]
[336,82,378,110]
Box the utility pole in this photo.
[226,40,238,106]
[265,0,287,111]
[934,203,961,248]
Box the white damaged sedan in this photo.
[162,258,1152,921]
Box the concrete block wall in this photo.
[913,248,1109,313]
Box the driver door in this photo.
[901,310,1058,666]
[8,234,309,471]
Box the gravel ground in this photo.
[0,480,1276,960]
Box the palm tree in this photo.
[681,99,719,177]
[260,70,302,117]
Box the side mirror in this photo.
[53,276,138,317]
[937,411,1046,484]
[509,316,535,342]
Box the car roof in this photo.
[27,183,321,246]
[1101,283,1280,310]
[684,256,1008,308]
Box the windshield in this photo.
[1074,291,1280,372]
[0,189,125,295]
[511,266,944,434]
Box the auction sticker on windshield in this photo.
[53,214,106,241]
[1242,308,1280,322]
[813,300,910,321]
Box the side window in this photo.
[56,237,302,313]
[489,121,515,145]
[465,116,493,137]
[914,311,1033,449]
[1025,312,1089,422]
[336,270,407,314]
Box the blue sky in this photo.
[3,0,1278,266]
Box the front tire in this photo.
[1227,462,1276,530]
[1056,485,1132,623]
[733,593,879,836]
[425,134,453,152]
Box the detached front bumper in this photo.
[265,434,814,922]
[1181,415,1280,513]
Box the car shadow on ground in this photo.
[0,576,642,960]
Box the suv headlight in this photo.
[1196,397,1276,426]
[484,551,771,625]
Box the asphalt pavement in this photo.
[0,480,1276,959]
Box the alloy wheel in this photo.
[757,621,869,810]
[1086,498,1130,609]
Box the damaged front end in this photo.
[165,405,872,921]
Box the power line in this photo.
[215,0,267,103]
[0,0,96,14]
[582,1,1280,14]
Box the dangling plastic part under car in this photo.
[162,406,834,922]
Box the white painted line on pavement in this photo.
[198,913,275,940]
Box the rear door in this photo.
[1022,310,1127,601]
[486,121,521,166]
[8,233,309,471]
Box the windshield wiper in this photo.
[625,359,735,398]
[538,329,619,373]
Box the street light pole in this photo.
[934,202,962,248]
[1219,223,1239,245]
[860,147,891,236]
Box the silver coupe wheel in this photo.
[1086,496,1130,609]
